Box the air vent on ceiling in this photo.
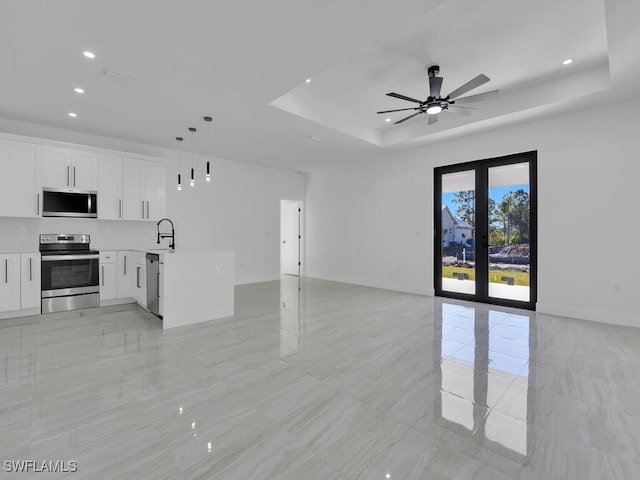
[102,69,137,84]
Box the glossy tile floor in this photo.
[2,277,640,479]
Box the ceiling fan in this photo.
[377,65,499,125]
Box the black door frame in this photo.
[434,151,537,310]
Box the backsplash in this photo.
[0,217,159,252]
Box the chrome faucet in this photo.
[157,218,175,250]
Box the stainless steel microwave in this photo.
[42,188,98,218]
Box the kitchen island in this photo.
[155,250,235,329]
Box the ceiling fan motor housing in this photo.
[428,65,440,78]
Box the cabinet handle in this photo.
[119,199,122,219]
[123,255,127,275]
[29,258,33,281]
[4,259,7,283]
[146,201,149,219]
[136,266,141,288]
[141,201,144,219]
[36,193,40,215]
[66,165,70,186]
[101,266,105,286]
[157,273,160,298]
[73,166,76,187]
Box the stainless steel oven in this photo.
[40,234,100,313]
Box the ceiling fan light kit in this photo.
[377,65,499,125]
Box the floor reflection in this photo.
[280,275,304,357]
[436,302,533,459]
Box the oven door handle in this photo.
[42,254,100,261]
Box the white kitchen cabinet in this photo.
[0,254,21,313]
[20,253,41,309]
[99,251,118,302]
[117,251,134,299]
[42,146,97,191]
[98,154,123,220]
[122,157,165,221]
[132,252,147,308]
[0,138,42,218]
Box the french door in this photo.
[434,151,537,310]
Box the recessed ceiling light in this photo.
[74,87,85,94]
[68,112,77,118]
[305,78,311,84]
[562,59,573,65]
[385,118,391,123]
[83,51,95,59]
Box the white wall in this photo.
[0,118,305,284]
[165,156,304,284]
[305,99,640,327]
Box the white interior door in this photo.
[280,200,300,276]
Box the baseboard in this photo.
[235,274,281,286]
[100,298,136,307]
[536,302,640,328]
[0,307,40,320]
[305,271,432,296]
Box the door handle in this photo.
[123,255,127,275]
[66,165,70,186]
[119,199,122,219]
[4,259,7,283]
[73,166,76,187]
[36,193,40,215]
[136,266,141,288]
[29,258,33,281]
[101,266,105,286]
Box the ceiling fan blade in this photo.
[376,107,419,114]
[447,105,474,116]
[453,90,499,105]
[428,114,439,125]
[394,111,423,124]
[447,74,490,100]
[386,92,423,104]
[429,76,443,98]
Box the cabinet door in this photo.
[42,146,72,189]
[100,262,118,302]
[133,259,147,308]
[71,150,98,191]
[0,254,21,312]
[20,253,41,309]
[143,161,165,221]
[117,251,134,298]
[98,154,123,220]
[122,158,143,220]
[0,139,42,218]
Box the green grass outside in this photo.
[442,266,530,286]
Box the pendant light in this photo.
[175,136,184,191]
[188,127,196,187]
[204,116,213,182]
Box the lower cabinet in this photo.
[117,251,134,298]
[132,252,147,308]
[20,252,41,309]
[0,253,21,312]
[99,251,118,303]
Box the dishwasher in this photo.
[146,253,162,318]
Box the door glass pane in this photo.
[441,170,475,295]
[488,163,530,302]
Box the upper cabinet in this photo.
[42,146,98,191]
[98,154,123,220]
[122,157,165,221]
[0,138,42,218]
